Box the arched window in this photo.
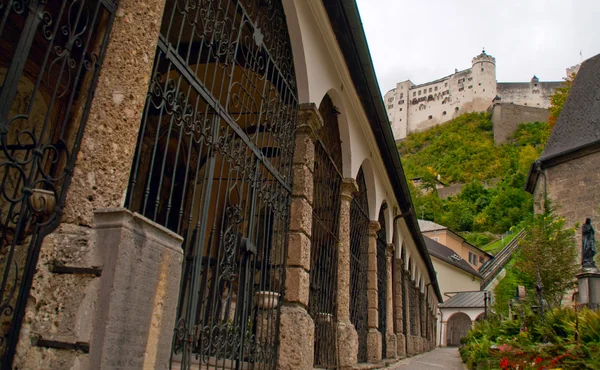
[349,168,370,363]
[124,1,299,367]
[310,95,343,367]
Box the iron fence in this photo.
[349,168,369,363]
[376,207,387,358]
[0,0,116,366]
[309,95,342,369]
[124,0,298,368]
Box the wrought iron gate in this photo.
[124,0,298,368]
[376,207,387,359]
[349,168,369,363]
[0,1,115,366]
[309,95,342,369]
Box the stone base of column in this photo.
[386,333,397,359]
[577,268,600,311]
[416,337,423,354]
[337,320,358,368]
[367,329,382,363]
[395,333,406,358]
[90,209,184,369]
[278,305,314,370]
[406,335,416,356]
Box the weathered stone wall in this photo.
[492,103,550,144]
[534,151,600,258]
[496,81,560,110]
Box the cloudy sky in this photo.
[356,0,600,94]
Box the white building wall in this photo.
[431,259,481,298]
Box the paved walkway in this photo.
[386,347,466,370]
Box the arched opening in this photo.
[377,204,388,359]
[475,312,486,322]
[408,261,419,338]
[310,94,342,368]
[124,1,299,368]
[0,1,116,364]
[349,167,370,363]
[446,312,472,346]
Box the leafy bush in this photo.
[460,308,600,369]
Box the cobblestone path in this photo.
[386,347,466,370]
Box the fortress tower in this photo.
[385,50,562,141]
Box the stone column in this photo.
[394,259,406,358]
[415,287,423,354]
[337,179,359,368]
[13,2,168,368]
[367,221,382,363]
[405,275,416,357]
[278,103,322,370]
[385,244,397,359]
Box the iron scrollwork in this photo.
[0,0,116,366]
[125,0,298,369]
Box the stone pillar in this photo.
[337,179,359,368]
[577,268,600,312]
[415,287,422,354]
[385,244,397,359]
[278,103,322,370]
[405,276,416,357]
[13,2,168,368]
[90,209,183,369]
[394,259,406,358]
[367,221,382,363]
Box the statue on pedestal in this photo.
[582,218,596,269]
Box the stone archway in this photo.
[446,312,472,346]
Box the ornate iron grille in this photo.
[376,207,387,359]
[400,249,408,337]
[419,291,425,337]
[124,0,298,368]
[0,1,115,366]
[309,95,342,369]
[349,168,369,363]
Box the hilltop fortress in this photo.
[385,50,565,140]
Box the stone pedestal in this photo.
[90,208,184,370]
[385,333,397,359]
[577,268,600,311]
[396,333,406,358]
[337,320,358,368]
[278,305,315,370]
[367,329,382,363]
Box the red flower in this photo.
[534,357,543,364]
[500,358,510,369]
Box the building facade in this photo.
[526,53,600,266]
[419,220,493,271]
[385,51,562,140]
[0,1,441,369]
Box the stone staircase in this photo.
[479,230,525,289]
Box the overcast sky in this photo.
[356,0,600,94]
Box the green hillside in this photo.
[398,112,550,241]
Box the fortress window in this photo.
[481,68,484,72]
[428,115,433,120]
[400,93,404,98]
[399,108,403,111]
[468,77,473,81]
[443,111,447,116]
[459,87,464,92]
[388,104,394,109]
[399,119,402,121]
[388,97,394,102]
[479,83,481,86]
[435,86,438,91]
[413,92,416,97]
[445,82,448,87]
[455,107,459,112]
[468,85,473,89]
[429,87,432,92]
[418,90,422,95]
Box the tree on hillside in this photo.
[514,202,578,307]
[548,73,576,128]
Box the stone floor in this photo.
[384,347,466,370]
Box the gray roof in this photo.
[424,236,481,277]
[540,53,600,161]
[418,219,447,232]
[439,291,488,308]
